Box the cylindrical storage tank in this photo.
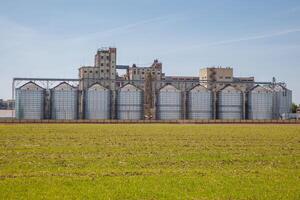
[272,85,292,119]
[117,83,143,120]
[51,82,78,120]
[157,84,181,120]
[15,82,44,119]
[85,83,110,119]
[188,84,213,119]
[248,85,273,119]
[218,85,243,120]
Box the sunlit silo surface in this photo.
[157,84,182,120]
[85,83,110,119]
[272,85,292,119]
[15,82,44,119]
[188,84,213,119]
[248,85,273,119]
[218,85,243,120]
[51,82,78,120]
[117,84,144,120]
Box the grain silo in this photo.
[217,85,243,120]
[272,85,292,119]
[51,82,78,120]
[157,84,182,120]
[85,83,110,119]
[248,85,273,119]
[187,84,213,119]
[15,82,44,119]
[117,83,144,120]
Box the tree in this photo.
[291,103,299,113]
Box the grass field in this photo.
[0,124,299,199]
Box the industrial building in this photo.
[0,99,15,110]
[13,47,292,120]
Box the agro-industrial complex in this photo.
[13,47,292,120]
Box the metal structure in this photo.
[248,85,273,119]
[272,85,292,119]
[15,82,44,119]
[51,82,78,120]
[188,84,213,119]
[11,77,291,120]
[117,83,144,120]
[217,85,243,120]
[157,84,182,120]
[85,83,110,119]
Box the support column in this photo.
[213,91,217,119]
[78,90,84,119]
[44,89,51,119]
[182,91,187,119]
[111,90,117,119]
[243,92,246,120]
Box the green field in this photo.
[0,124,299,199]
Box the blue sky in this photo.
[0,0,299,102]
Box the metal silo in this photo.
[272,85,292,119]
[15,82,44,119]
[85,83,110,119]
[117,83,144,120]
[248,85,273,119]
[218,85,243,120]
[51,82,78,120]
[157,84,182,120]
[188,84,213,119]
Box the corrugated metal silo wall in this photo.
[15,89,44,119]
[51,90,78,120]
[273,89,292,119]
[85,89,111,119]
[188,89,213,119]
[157,89,182,120]
[248,91,273,119]
[117,90,144,120]
[218,89,243,120]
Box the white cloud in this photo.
[201,28,300,47]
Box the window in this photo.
[101,63,104,66]
[90,70,93,73]
[106,69,109,73]
[107,63,109,67]
[101,70,104,73]
[101,56,104,59]
[84,71,87,73]
[107,56,109,59]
